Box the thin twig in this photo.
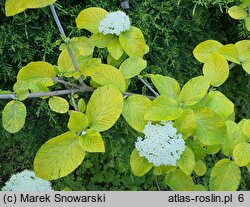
[71,91,79,111]
[123,91,155,100]
[138,76,159,97]
[49,4,85,87]
[53,78,81,89]
[229,63,236,70]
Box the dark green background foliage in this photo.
[0,0,249,190]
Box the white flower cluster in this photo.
[99,11,131,35]
[135,121,185,166]
[1,170,53,191]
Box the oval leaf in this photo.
[90,64,126,92]
[203,53,229,87]
[107,37,124,60]
[144,95,183,121]
[235,40,250,62]
[149,74,180,99]
[76,7,108,33]
[177,146,195,175]
[49,96,69,114]
[78,129,105,153]
[218,44,240,64]
[67,111,88,133]
[228,6,248,20]
[34,131,85,180]
[86,85,123,132]
[119,26,146,58]
[122,95,152,132]
[130,148,153,177]
[165,169,195,191]
[242,58,250,74]
[179,76,210,106]
[193,40,223,63]
[233,142,250,166]
[194,108,227,145]
[119,56,147,79]
[2,100,26,133]
[209,159,241,191]
[194,160,207,176]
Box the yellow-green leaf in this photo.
[203,53,229,87]
[89,33,114,48]
[67,111,88,133]
[77,98,86,113]
[218,44,240,64]
[193,40,223,63]
[5,0,57,16]
[239,0,250,8]
[76,7,108,33]
[122,95,152,132]
[13,81,29,101]
[79,58,102,77]
[204,145,221,154]
[78,129,105,152]
[34,131,85,180]
[119,56,147,79]
[149,74,180,99]
[90,64,126,92]
[144,95,183,121]
[228,6,248,20]
[242,58,250,74]
[240,119,250,138]
[233,142,250,166]
[206,91,234,120]
[186,139,206,161]
[245,16,250,31]
[177,146,195,175]
[194,160,206,176]
[235,40,250,61]
[153,165,176,176]
[107,37,124,60]
[119,26,146,58]
[130,148,153,177]
[69,37,95,56]
[2,100,26,133]
[86,85,123,132]
[49,96,69,114]
[194,184,207,191]
[222,120,245,156]
[165,169,194,191]
[174,109,196,137]
[209,159,241,191]
[17,61,56,88]
[107,53,128,68]
[179,76,210,106]
[194,108,227,145]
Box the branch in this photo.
[53,78,81,89]
[229,63,236,70]
[138,76,159,97]
[71,91,79,111]
[49,4,85,87]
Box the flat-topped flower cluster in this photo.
[135,121,185,166]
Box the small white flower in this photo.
[99,11,131,35]
[135,121,185,166]
[1,170,53,191]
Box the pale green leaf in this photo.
[79,58,102,77]
[130,148,153,177]
[242,58,250,74]
[186,139,206,161]
[193,40,223,63]
[203,53,229,87]
[239,0,250,8]
[222,120,245,156]
[204,145,221,154]
[78,129,105,152]
[165,169,195,191]
[17,61,56,88]
[177,146,195,175]
[240,119,250,138]
[107,37,124,60]
[89,33,114,48]
[194,108,227,145]
[174,109,196,137]
[119,56,147,79]
[13,81,29,101]
[86,85,123,132]
[107,53,128,68]
[149,74,180,99]
[235,40,250,61]
[153,165,176,176]
[233,142,250,166]
[245,16,250,31]
[179,76,210,106]
[144,95,183,121]
[34,131,85,180]
[49,96,69,114]
[122,95,152,132]
[119,26,146,58]
[67,111,88,133]
[5,0,57,16]
[2,100,26,133]
[69,37,95,56]
[194,160,206,176]
[218,44,240,64]
[228,6,248,20]
[209,159,241,191]
[76,7,108,33]
[90,64,126,92]
[194,184,207,191]
[77,98,86,113]
[206,91,234,120]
